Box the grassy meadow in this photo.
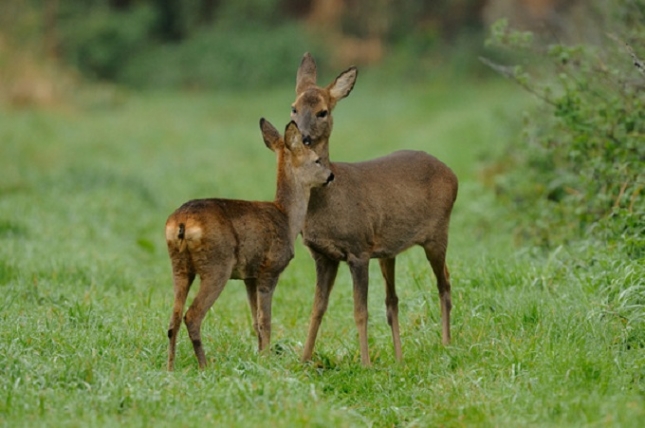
[0,73,643,427]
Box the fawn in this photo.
[165,119,334,370]
[290,53,458,366]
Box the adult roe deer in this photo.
[291,53,458,366]
[165,119,334,370]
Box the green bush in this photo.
[485,1,645,258]
[59,5,156,80]
[119,23,325,91]
[54,0,325,90]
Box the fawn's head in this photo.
[290,53,358,164]
[260,118,334,189]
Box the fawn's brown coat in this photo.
[165,120,334,370]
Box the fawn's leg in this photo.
[183,265,231,369]
[348,255,371,367]
[244,278,260,350]
[256,274,279,352]
[379,257,402,362]
[302,252,340,362]
[424,241,452,345]
[167,268,195,371]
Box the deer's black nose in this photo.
[303,135,313,146]
[325,172,335,185]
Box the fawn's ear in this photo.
[296,52,317,95]
[327,66,358,107]
[260,118,282,152]
[283,121,303,152]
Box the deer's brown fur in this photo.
[165,120,334,370]
[291,53,458,366]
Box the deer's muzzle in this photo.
[325,172,335,186]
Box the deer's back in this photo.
[166,199,291,279]
[304,150,458,260]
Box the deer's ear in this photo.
[296,52,317,95]
[327,66,358,106]
[283,121,303,152]
[260,118,282,152]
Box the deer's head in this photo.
[290,53,357,164]
[260,118,334,189]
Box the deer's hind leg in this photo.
[423,239,452,345]
[183,262,233,369]
[379,257,402,362]
[167,257,195,371]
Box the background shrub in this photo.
[118,23,324,91]
[484,0,645,257]
[53,0,326,90]
[59,5,156,80]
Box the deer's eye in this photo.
[315,159,321,165]
[316,110,328,118]
[291,106,297,114]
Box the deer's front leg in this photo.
[348,255,371,367]
[302,251,340,362]
[379,257,402,362]
[256,274,279,353]
[244,278,260,350]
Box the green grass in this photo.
[0,75,643,427]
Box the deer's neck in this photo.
[274,163,310,244]
[318,138,331,167]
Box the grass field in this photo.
[0,74,643,427]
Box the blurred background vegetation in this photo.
[0,0,643,255]
[1,0,621,97]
